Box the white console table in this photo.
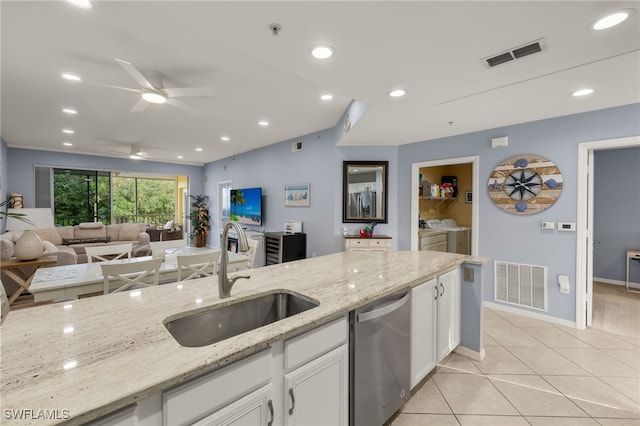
[626,249,640,293]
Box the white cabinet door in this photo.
[194,384,273,426]
[436,268,461,362]
[284,344,348,426]
[410,279,438,389]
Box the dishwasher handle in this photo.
[357,291,410,323]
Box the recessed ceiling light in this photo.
[258,120,270,127]
[221,136,230,142]
[62,108,77,115]
[62,73,81,81]
[592,10,630,30]
[65,0,92,9]
[572,88,594,97]
[141,91,167,104]
[177,155,183,159]
[195,147,203,152]
[320,94,333,101]
[63,142,73,147]
[62,129,74,134]
[389,89,406,97]
[311,46,334,59]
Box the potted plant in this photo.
[189,195,210,247]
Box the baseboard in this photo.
[483,301,576,328]
[594,277,640,287]
[454,345,485,362]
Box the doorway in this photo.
[576,135,640,330]
[410,156,479,254]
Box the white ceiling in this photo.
[2,1,639,166]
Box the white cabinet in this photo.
[284,345,348,426]
[410,267,461,388]
[419,231,447,252]
[193,385,273,426]
[163,350,272,426]
[410,278,438,389]
[162,317,348,426]
[344,236,391,252]
[436,268,461,362]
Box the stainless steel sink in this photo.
[164,291,319,347]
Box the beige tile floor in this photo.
[392,308,640,426]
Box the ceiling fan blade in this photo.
[115,58,155,90]
[83,81,141,93]
[163,87,213,98]
[167,98,202,116]
[131,98,149,112]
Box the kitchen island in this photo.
[1,250,485,425]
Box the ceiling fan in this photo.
[85,58,213,116]
[103,143,158,160]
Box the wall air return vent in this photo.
[483,38,546,68]
[494,261,547,311]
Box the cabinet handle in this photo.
[267,399,274,426]
[434,286,438,300]
[440,282,445,297]
[288,387,295,415]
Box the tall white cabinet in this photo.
[410,278,438,388]
[410,267,461,389]
[436,268,461,362]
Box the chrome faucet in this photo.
[218,221,250,298]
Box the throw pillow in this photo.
[42,240,57,253]
[62,237,111,245]
[119,223,143,241]
[0,238,15,260]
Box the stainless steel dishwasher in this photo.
[349,288,411,426]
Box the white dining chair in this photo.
[176,251,219,281]
[86,243,133,264]
[101,257,163,294]
[150,239,187,261]
[245,238,260,269]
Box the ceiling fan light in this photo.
[142,91,167,104]
[129,154,142,160]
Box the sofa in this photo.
[1,222,151,296]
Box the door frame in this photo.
[410,156,479,253]
[575,135,640,329]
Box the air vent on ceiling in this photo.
[483,38,546,68]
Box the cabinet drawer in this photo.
[163,350,271,426]
[346,239,369,248]
[369,238,390,249]
[284,317,347,372]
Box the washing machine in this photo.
[424,219,471,255]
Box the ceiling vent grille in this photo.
[483,38,546,68]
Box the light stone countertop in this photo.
[1,250,472,425]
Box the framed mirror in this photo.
[343,161,388,223]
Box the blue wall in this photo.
[398,103,640,322]
[203,127,398,256]
[593,147,640,284]
[5,148,204,209]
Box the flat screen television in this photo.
[230,187,263,226]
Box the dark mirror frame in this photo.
[342,160,388,223]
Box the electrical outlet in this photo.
[463,267,474,282]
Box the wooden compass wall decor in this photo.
[488,154,563,215]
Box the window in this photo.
[218,180,232,231]
[47,167,184,226]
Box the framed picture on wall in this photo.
[465,191,473,203]
[284,183,310,207]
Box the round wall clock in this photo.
[488,154,563,215]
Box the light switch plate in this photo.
[541,221,555,230]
